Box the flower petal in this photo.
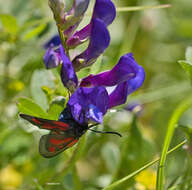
[44,35,61,49]
[60,45,78,92]
[80,53,137,87]
[66,24,91,48]
[43,46,61,69]
[72,18,110,71]
[66,0,115,48]
[92,0,116,26]
[67,86,109,124]
[108,65,145,108]
[87,104,103,123]
[61,0,90,32]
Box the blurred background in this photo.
[0,0,192,189]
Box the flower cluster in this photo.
[44,0,145,125]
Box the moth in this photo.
[20,108,121,158]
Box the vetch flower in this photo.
[72,18,110,71]
[60,45,78,91]
[80,53,137,87]
[44,35,61,49]
[125,102,143,115]
[68,53,145,124]
[108,64,145,108]
[66,0,116,48]
[44,0,115,74]
[43,0,145,125]
[67,86,109,124]
[43,46,61,69]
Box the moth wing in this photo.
[39,134,79,158]
[19,114,70,132]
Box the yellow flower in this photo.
[135,169,156,190]
[0,165,22,190]
[8,80,24,92]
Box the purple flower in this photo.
[67,86,109,124]
[125,102,143,115]
[67,53,145,124]
[72,18,110,71]
[43,46,61,69]
[60,45,78,91]
[80,53,137,87]
[44,35,61,49]
[66,0,116,48]
[44,0,145,126]
[108,65,145,108]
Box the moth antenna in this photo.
[88,128,122,137]
[88,123,99,128]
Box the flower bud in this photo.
[48,0,65,25]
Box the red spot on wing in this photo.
[53,121,69,128]
[66,139,78,148]
[49,146,55,153]
[43,122,69,131]
[32,118,41,125]
[43,123,55,130]
[50,137,73,145]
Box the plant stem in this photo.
[102,140,186,190]
[72,166,83,190]
[116,4,171,12]
[57,27,70,57]
[156,96,192,190]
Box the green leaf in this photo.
[33,179,44,190]
[0,14,19,35]
[17,97,48,118]
[41,86,54,104]
[23,23,47,41]
[101,142,120,173]
[90,55,103,74]
[178,60,192,80]
[47,97,65,120]
[186,46,192,62]
[179,124,192,141]
[30,70,54,110]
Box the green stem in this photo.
[102,140,186,190]
[57,27,69,57]
[116,4,171,12]
[72,166,83,190]
[156,96,192,190]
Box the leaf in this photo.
[178,60,192,80]
[101,142,120,173]
[62,172,75,190]
[41,86,54,104]
[0,14,19,35]
[179,124,192,141]
[33,179,44,190]
[23,24,47,41]
[30,70,54,110]
[186,46,192,62]
[17,97,48,118]
[47,97,65,120]
[90,55,103,74]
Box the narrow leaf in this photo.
[0,14,19,35]
[186,46,192,62]
[23,24,47,41]
[178,60,192,81]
